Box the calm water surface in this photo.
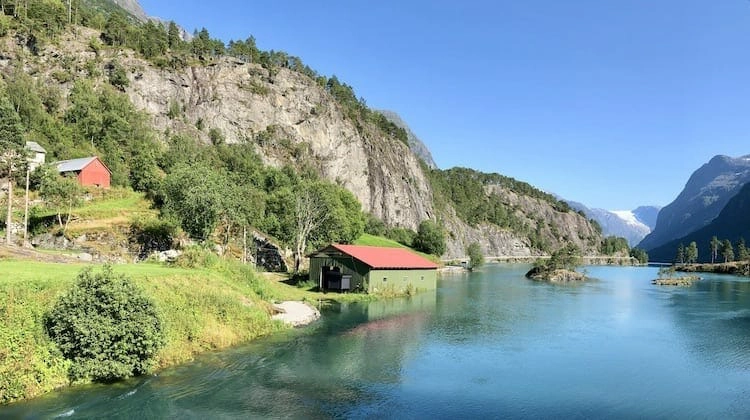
[3,264,750,419]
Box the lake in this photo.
[3,264,750,419]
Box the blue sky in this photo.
[138,0,750,210]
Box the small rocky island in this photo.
[526,266,586,283]
[652,266,701,286]
[526,245,587,283]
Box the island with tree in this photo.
[525,244,586,283]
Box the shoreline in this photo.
[271,301,321,327]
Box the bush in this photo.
[385,227,416,247]
[171,245,221,269]
[413,220,446,256]
[130,217,179,260]
[45,266,165,382]
[466,242,485,269]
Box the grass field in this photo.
[0,256,368,405]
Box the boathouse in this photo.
[53,156,111,188]
[308,244,438,293]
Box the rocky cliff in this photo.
[639,154,750,251]
[2,25,602,259]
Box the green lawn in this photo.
[0,257,372,404]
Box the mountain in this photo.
[632,206,660,231]
[0,5,603,260]
[378,110,437,169]
[565,200,655,246]
[638,155,750,251]
[647,182,750,262]
[110,0,149,21]
[86,0,192,40]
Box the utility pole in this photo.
[23,165,29,246]
[5,160,12,245]
[68,0,71,24]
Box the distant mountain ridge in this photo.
[647,182,750,262]
[378,110,437,169]
[565,201,659,246]
[639,154,750,251]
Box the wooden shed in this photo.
[308,244,438,293]
[53,156,111,188]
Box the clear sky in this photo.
[138,0,750,210]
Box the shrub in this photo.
[45,266,165,382]
[130,217,179,260]
[413,220,446,256]
[171,245,220,269]
[466,242,485,269]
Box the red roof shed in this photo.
[308,244,438,293]
[53,156,111,188]
[329,244,439,269]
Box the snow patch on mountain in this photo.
[611,210,647,228]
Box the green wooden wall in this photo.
[309,257,437,294]
[366,269,437,294]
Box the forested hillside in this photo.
[0,0,606,261]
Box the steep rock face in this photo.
[122,56,434,230]
[639,154,750,251]
[485,186,601,256]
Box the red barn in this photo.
[54,156,111,188]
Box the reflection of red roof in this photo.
[330,244,438,270]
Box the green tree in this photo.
[45,265,165,382]
[736,237,749,262]
[629,247,648,264]
[101,12,129,46]
[548,244,582,270]
[106,60,129,90]
[710,236,720,264]
[162,163,229,241]
[466,242,485,270]
[167,21,183,49]
[686,241,698,264]
[721,239,734,263]
[39,168,82,233]
[601,236,629,255]
[676,243,685,264]
[0,94,25,244]
[413,220,446,256]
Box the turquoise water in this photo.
[3,264,750,418]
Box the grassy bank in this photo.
[675,261,750,276]
[0,257,367,405]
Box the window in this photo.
[383,277,387,282]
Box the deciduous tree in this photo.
[721,239,734,263]
[710,236,720,264]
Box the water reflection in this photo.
[4,266,750,419]
[667,275,750,370]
